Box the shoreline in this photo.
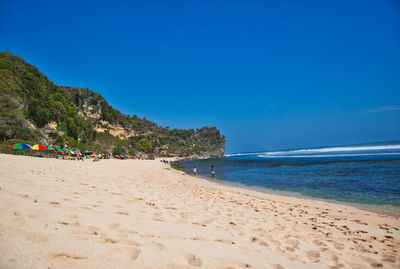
[178,169,400,218]
[174,158,400,218]
[174,163,400,218]
[1,154,399,268]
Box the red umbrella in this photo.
[46,146,57,153]
[31,144,46,151]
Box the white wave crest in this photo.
[226,144,400,157]
[257,152,400,158]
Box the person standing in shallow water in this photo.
[211,165,215,177]
[193,167,197,176]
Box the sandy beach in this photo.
[0,154,399,269]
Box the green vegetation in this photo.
[112,144,124,155]
[137,138,152,153]
[0,51,226,157]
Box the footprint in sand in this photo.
[53,253,87,260]
[49,201,61,207]
[269,264,285,269]
[165,265,192,269]
[22,231,49,243]
[152,241,165,250]
[332,241,345,250]
[211,258,252,268]
[215,239,235,245]
[107,246,141,261]
[175,253,202,267]
[249,236,269,247]
[115,211,130,215]
[192,222,207,227]
[104,237,120,244]
[108,223,120,230]
[306,250,320,263]
[87,226,100,236]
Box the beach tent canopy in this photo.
[31,144,46,151]
[46,146,56,153]
[8,143,31,150]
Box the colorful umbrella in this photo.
[56,148,64,154]
[8,143,31,150]
[46,146,56,153]
[64,149,72,156]
[30,144,46,151]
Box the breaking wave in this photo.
[225,144,400,158]
[257,152,400,158]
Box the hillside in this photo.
[0,51,225,158]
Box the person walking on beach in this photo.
[211,165,215,177]
[193,167,197,176]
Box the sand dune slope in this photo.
[0,154,399,269]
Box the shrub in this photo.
[137,138,152,153]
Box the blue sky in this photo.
[1,0,399,153]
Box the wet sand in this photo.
[0,154,399,268]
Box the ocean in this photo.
[177,141,400,215]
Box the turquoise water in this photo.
[179,142,400,214]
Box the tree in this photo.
[137,138,152,153]
[66,117,78,139]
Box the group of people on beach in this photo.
[193,165,215,177]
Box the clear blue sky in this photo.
[1,0,399,153]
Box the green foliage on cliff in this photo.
[0,51,226,157]
[137,138,152,153]
[112,144,125,155]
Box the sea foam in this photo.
[226,144,400,157]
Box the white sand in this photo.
[0,154,399,269]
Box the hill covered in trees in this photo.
[0,51,225,158]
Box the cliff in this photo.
[0,51,225,157]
